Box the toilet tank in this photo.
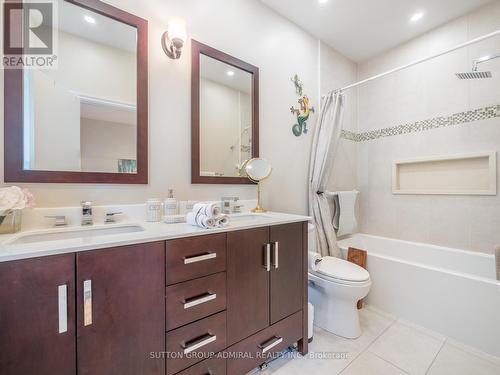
[308,223,316,253]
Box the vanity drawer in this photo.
[166,311,226,375]
[166,234,227,285]
[226,311,302,375]
[166,272,227,331]
[174,355,226,375]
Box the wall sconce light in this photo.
[162,19,187,59]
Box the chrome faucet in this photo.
[81,201,93,226]
[45,215,67,227]
[105,212,122,224]
[221,197,243,214]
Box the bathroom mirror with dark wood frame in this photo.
[4,0,148,184]
[191,39,259,184]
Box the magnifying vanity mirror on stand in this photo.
[243,158,272,213]
[191,40,259,184]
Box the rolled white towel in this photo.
[216,214,229,227]
[308,251,322,272]
[186,212,216,229]
[192,202,221,218]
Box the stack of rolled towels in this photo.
[187,202,229,229]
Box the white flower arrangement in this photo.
[0,186,35,217]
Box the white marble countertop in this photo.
[0,212,310,262]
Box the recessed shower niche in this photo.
[392,152,497,195]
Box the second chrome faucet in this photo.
[81,201,93,226]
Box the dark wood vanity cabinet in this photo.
[76,242,165,375]
[0,221,307,375]
[0,254,76,375]
[166,221,308,375]
[227,227,270,345]
[0,242,165,375]
[269,223,305,325]
[227,222,306,346]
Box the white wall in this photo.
[80,118,136,173]
[45,30,136,104]
[29,70,81,171]
[356,1,500,253]
[2,0,347,214]
[200,78,250,177]
[23,30,137,174]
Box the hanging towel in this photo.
[192,202,221,218]
[331,194,340,231]
[327,190,359,237]
[186,212,217,229]
[337,191,359,237]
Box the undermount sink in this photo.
[229,214,272,222]
[6,225,145,245]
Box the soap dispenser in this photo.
[164,189,178,216]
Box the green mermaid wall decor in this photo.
[290,74,315,137]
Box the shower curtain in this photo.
[308,91,344,257]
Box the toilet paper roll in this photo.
[308,251,322,272]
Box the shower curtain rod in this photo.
[327,28,500,95]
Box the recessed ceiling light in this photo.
[226,70,235,77]
[410,12,424,23]
[84,15,96,24]
[318,0,329,4]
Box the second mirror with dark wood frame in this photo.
[192,40,259,184]
[4,0,148,184]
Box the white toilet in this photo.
[308,224,371,339]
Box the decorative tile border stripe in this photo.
[341,104,500,142]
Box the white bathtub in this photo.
[338,234,500,358]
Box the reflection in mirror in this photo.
[199,55,252,178]
[23,0,137,174]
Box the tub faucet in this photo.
[81,201,93,226]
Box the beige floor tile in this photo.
[250,311,500,375]
[341,351,408,375]
[427,342,500,375]
[368,321,445,375]
[261,326,363,375]
[352,306,396,349]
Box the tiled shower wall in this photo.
[354,1,500,254]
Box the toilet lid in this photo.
[316,256,370,282]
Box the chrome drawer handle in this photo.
[182,334,217,354]
[58,284,68,333]
[83,279,92,326]
[258,336,283,353]
[263,244,271,272]
[184,252,217,264]
[183,292,217,309]
[272,241,279,269]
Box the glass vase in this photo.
[0,210,22,234]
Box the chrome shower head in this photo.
[456,53,499,80]
[456,71,492,80]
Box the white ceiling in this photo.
[56,0,136,53]
[200,54,252,94]
[260,0,495,62]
